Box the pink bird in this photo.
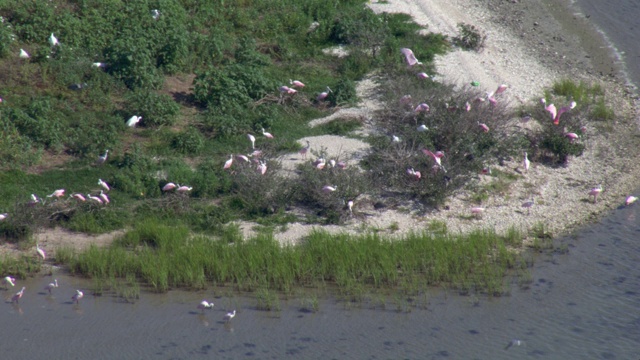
[422,149,442,167]
[414,103,430,112]
[564,132,579,142]
[279,85,292,94]
[162,182,177,192]
[486,92,497,106]
[45,279,58,294]
[36,243,46,260]
[322,185,337,193]
[407,167,421,180]
[495,84,508,94]
[98,179,110,191]
[400,48,422,66]
[588,185,602,203]
[87,193,103,204]
[71,193,86,202]
[545,101,577,125]
[625,195,638,206]
[289,79,305,88]
[336,161,347,169]
[471,207,485,218]
[224,154,234,170]
[478,122,489,132]
[236,154,249,162]
[47,189,65,198]
[99,191,110,204]
[465,101,471,112]
[299,140,311,159]
[315,158,326,170]
[257,161,267,175]
[417,72,429,79]
[11,287,25,304]
[72,289,84,304]
[316,87,332,101]
[261,128,274,139]
[176,185,192,193]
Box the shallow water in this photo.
[1,199,638,359]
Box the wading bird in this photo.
[19,49,30,59]
[257,161,267,175]
[197,300,214,313]
[87,193,103,204]
[523,152,530,173]
[47,189,65,198]
[407,168,421,180]
[247,134,256,149]
[289,79,305,88]
[422,149,444,168]
[261,128,274,139]
[224,310,236,323]
[176,185,192,193]
[36,244,46,260]
[478,122,489,133]
[0,213,7,221]
[162,182,177,192]
[471,207,485,218]
[236,154,249,162]
[417,124,429,132]
[504,338,523,350]
[564,132,579,143]
[316,87,332,101]
[72,290,84,304]
[625,195,638,206]
[29,194,41,206]
[414,103,430,113]
[151,9,161,20]
[322,185,337,193]
[126,115,142,127]
[543,100,577,125]
[224,155,234,170]
[522,198,534,215]
[399,94,412,105]
[99,190,110,204]
[495,84,508,94]
[400,48,422,66]
[97,150,109,165]
[98,179,110,191]
[71,193,86,202]
[11,287,25,303]
[417,72,430,79]
[391,135,401,143]
[347,200,354,214]
[3,276,15,288]
[45,279,58,294]
[92,62,106,68]
[49,33,59,47]
[589,185,603,204]
[299,140,311,159]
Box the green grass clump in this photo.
[58,221,526,296]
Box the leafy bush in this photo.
[327,78,357,106]
[125,90,180,128]
[171,127,205,155]
[452,23,486,51]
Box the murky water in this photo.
[1,199,638,359]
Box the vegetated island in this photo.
[0,0,638,300]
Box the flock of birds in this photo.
[3,276,83,306]
[197,300,237,324]
[397,48,639,218]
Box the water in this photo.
[573,0,640,92]
[0,200,638,359]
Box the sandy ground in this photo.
[18,0,640,256]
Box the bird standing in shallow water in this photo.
[197,300,214,313]
[224,310,236,323]
[11,287,25,303]
[45,279,58,294]
[3,276,15,288]
[72,290,84,304]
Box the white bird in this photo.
[391,135,401,143]
[322,185,337,193]
[29,194,41,205]
[98,179,110,191]
[224,310,236,323]
[504,338,523,350]
[36,243,46,260]
[126,115,142,127]
[3,276,15,288]
[0,213,7,221]
[87,193,103,204]
[417,124,429,132]
[92,62,106,68]
[49,33,59,47]
[19,49,30,59]
[347,200,354,214]
[99,190,110,204]
[247,134,256,149]
[523,152,530,172]
[151,9,161,20]
[97,150,109,165]
[197,300,214,312]
[45,279,58,294]
[72,289,84,304]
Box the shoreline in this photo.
[12,0,640,255]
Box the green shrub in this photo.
[328,78,357,106]
[452,23,486,51]
[172,127,205,155]
[125,90,180,128]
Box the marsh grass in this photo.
[58,221,525,297]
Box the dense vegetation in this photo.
[0,1,615,295]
